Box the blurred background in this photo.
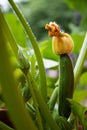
[0,0,87,40]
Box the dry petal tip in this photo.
[45,22,60,37]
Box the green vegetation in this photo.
[0,0,87,130]
[21,0,74,40]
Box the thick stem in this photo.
[48,87,59,111]
[28,72,60,130]
[26,74,43,130]
[8,0,47,102]
[0,23,37,130]
[74,33,87,88]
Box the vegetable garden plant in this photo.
[0,0,87,130]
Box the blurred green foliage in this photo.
[64,0,87,31]
[5,13,27,47]
[21,0,74,40]
[40,40,58,61]
[80,72,87,86]
[64,0,87,11]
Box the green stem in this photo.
[0,121,14,130]
[0,22,37,130]
[8,0,47,102]
[28,72,60,130]
[74,33,87,88]
[76,117,79,130]
[0,9,18,58]
[30,55,36,78]
[48,87,59,111]
[26,74,43,130]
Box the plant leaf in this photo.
[71,33,85,54]
[80,72,87,85]
[5,13,27,47]
[73,89,87,102]
[68,99,87,128]
[40,40,59,61]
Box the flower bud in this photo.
[45,22,74,55]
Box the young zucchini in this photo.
[58,54,74,118]
[45,22,74,118]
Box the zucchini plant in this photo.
[0,0,87,130]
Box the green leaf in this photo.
[73,89,87,102]
[80,72,87,85]
[68,99,87,128]
[40,40,59,61]
[5,13,27,47]
[71,33,85,54]
[64,0,87,12]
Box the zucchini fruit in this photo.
[45,22,74,118]
[58,54,74,118]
